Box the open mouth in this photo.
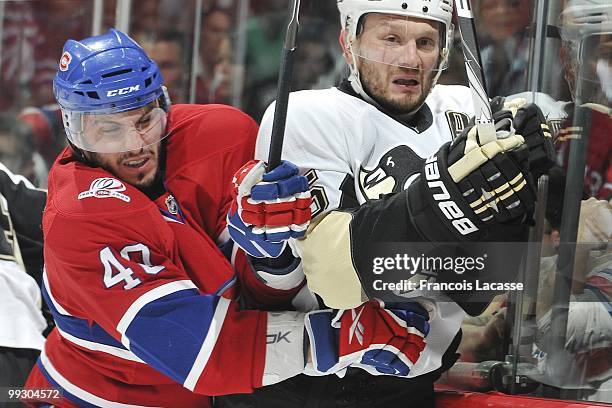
[124,157,150,169]
[392,78,420,87]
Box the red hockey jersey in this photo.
[24,105,307,407]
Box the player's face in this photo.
[85,142,161,189]
[82,106,164,189]
[348,14,441,114]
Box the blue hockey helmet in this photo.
[54,29,170,153]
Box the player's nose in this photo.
[396,41,421,69]
[122,127,150,151]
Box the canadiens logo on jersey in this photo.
[77,178,131,203]
[358,145,424,200]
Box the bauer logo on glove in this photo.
[227,160,313,258]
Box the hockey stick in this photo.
[454,0,495,133]
[267,0,301,170]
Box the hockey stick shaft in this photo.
[454,0,493,125]
[267,0,301,170]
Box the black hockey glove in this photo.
[492,98,556,179]
[407,118,537,242]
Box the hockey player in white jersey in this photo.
[224,0,553,406]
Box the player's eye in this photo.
[136,116,152,131]
[417,38,436,51]
[384,35,400,44]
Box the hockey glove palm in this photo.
[227,160,312,258]
[408,118,537,241]
[304,300,430,377]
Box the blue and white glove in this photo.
[304,300,430,377]
[227,160,312,258]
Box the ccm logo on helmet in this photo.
[107,85,141,97]
[424,155,478,236]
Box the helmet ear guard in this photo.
[160,86,172,112]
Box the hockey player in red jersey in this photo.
[23,29,432,407]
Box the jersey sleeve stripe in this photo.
[116,280,197,349]
[214,276,236,296]
[56,327,145,363]
[39,348,154,408]
[184,296,231,391]
[42,277,133,352]
[43,268,72,316]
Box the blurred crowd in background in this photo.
[0,0,570,190]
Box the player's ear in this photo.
[338,30,354,65]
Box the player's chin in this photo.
[384,92,423,113]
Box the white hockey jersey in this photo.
[256,84,476,378]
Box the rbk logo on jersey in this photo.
[78,178,131,203]
[107,85,140,97]
[358,145,424,200]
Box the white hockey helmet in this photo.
[338,0,454,50]
[336,0,455,113]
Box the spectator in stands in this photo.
[199,8,232,82]
[136,31,189,103]
[0,113,48,187]
[17,105,64,185]
[476,0,533,96]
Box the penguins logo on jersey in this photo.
[358,145,424,200]
[445,111,470,140]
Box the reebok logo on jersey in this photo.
[78,178,131,203]
[266,331,291,344]
[348,307,365,345]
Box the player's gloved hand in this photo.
[304,300,430,377]
[407,116,537,241]
[227,160,312,258]
[499,99,556,179]
[492,97,556,179]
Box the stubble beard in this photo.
[359,59,434,115]
[86,147,160,191]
